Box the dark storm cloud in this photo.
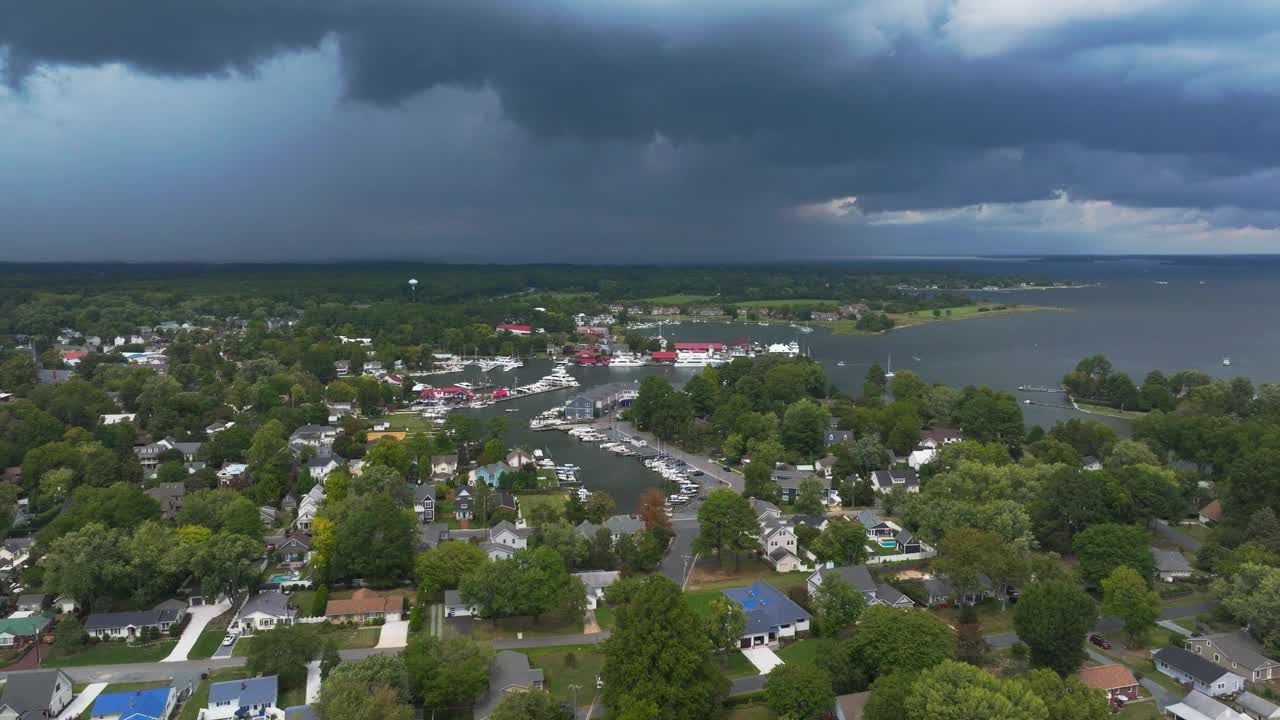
[4,1,1280,258]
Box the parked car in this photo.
[1088,634,1111,650]
[221,634,236,646]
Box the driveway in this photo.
[741,646,784,675]
[305,661,321,704]
[376,620,410,649]
[56,682,105,720]
[163,600,231,662]
[210,636,236,659]
[1151,519,1202,552]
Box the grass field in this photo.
[932,600,1016,635]
[188,630,227,660]
[775,640,818,666]
[1177,524,1214,544]
[640,294,718,305]
[43,639,178,667]
[372,413,437,434]
[467,610,584,641]
[593,605,615,631]
[514,492,568,524]
[232,626,379,657]
[816,303,1062,335]
[685,556,810,592]
[723,704,776,719]
[1074,401,1149,420]
[526,645,606,708]
[1117,702,1161,719]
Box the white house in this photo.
[444,589,477,618]
[1154,647,1246,697]
[205,676,280,720]
[723,582,811,648]
[758,520,807,572]
[431,455,458,477]
[0,669,73,720]
[231,591,296,635]
[488,521,533,550]
[1166,691,1250,720]
[1153,547,1194,583]
[573,571,621,610]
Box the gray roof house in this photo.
[145,482,187,520]
[232,591,296,635]
[855,509,900,537]
[723,581,812,648]
[0,669,73,720]
[474,651,545,720]
[207,675,278,720]
[1186,631,1280,683]
[1153,646,1246,697]
[576,515,645,543]
[922,573,993,607]
[825,430,854,446]
[1236,692,1280,720]
[1166,691,1247,720]
[807,565,914,608]
[83,603,186,639]
[870,468,920,493]
[1153,547,1194,582]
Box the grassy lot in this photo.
[639,294,717,305]
[686,556,810,592]
[594,606,615,631]
[374,412,438,434]
[515,492,568,524]
[178,668,251,720]
[685,589,726,619]
[43,639,178,667]
[932,600,1016,635]
[1176,524,1214,544]
[1116,702,1161,719]
[776,640,818,666]
[735,299,834,308]
[718,651,758,679]
[188,630,228,660]
[467,610,584,642]
[233,626,380,657]
[526,645,606,708]
[723,704,776,719]
[815,304,1062,335]
[1075,401,1149,421]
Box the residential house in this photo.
[919,429,963,449]
[324,588,406,623]
[305,448,341,482]
[100,413,136,426]
[1236,692,1280,720]
[324,402,355,423]
[334,360,350,377]
[444,590,477,618]
[145,482,187,520]
[771,469,815,503]
[205,676,278,720]
[1154,646,1246,696]
[89,687,175,720]
[431,455,458,477]
[790,515,829,532]
[824,430,854,446]
[217,463,248,488]
[418,523,450,550]
[856,509,901,539]
[231,591,296,635]
[259,506,278,529]
[1082,456,1104,471]
[494,324,532,336]
[573,571,621,610]
[922,573,994,607]
[870,468,920,494]
[280,492,299,515]
[205,421,234,436]
[294,484,325,531]
[411,483,437,523]
[480,542,517,560]
[53,595,79,614]
[807,564,914,608]
[1153,547,1194,582]
[752,498,783,523]
[84,602,186,640]
[723,581,811,648]
[758,518,807,572]
[505,449,536,468]
[473,651,545,720]
[489,521,534,550]
[575,515,646,545]
[1186,631,1280,683]
[815,455,838,479]
[15,593,48,613]
[288,425,339,451]
[1166,691,1250,720]
[834,692,870,720]
[1077,664,1140,704]
[1200,500,1224,525]
[493,491,518,514]
[0,669,74,720]
[469,463,510,488]
[0,538,34,573]
[0,614,50,648]
[454,487,474,521]
[265,532,312,566]
[562,382,638,420]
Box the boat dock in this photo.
[1017,385,1064,393]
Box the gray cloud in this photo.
[3,1,1280,259]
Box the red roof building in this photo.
[495,324,531,335]
[650,351,677,363]
[420,386,474,400]
[62,351,88,361]
[673,342,725,351]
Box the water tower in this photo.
[408,278,418,302]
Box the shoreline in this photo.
[814,304,1069,336]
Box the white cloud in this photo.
[793,190,1280,250]
[941,0,1180,56]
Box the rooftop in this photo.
[90,687,172,720]
[723,581,811,635]
[209,675,278,708]
[1155,646,1237,685]
[1077,663,1138,691]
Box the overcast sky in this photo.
[3,1,1280,261]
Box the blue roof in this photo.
[723,581,811,634]
[90,687,172,720]
[208,675,278,708]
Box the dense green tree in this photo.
[766,662,834,720]
[780,399,829,457]
[246,625,322,691]
[405,635,494,709]
[793,477,827,516]
[810,520,870,568]
[842,607,955,684]
[905,661,1047,720]
[1215,563,1280,653]
[585,491,617,524]
[1101,565,1161,646]
[323,654,411,702]
[460,547,578,618]
[192,533,264,602]
[813,575,865,637]
[329,493,417,585]
[492,691,572,720]
[1071,524,1154,586]
[415,542,488,594]
[41,522,129,611]
[694,489,757,561]
[953,386,1023,447]
[863,672,918,720]
[602,575,727,719]
[246,419,291,504]
[705,595,747,663]
[1013,579,1097,675]
[1022,669,1110,720]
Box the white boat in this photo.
[608,352,646,367]
[1223,356,1232,367]
[884,355,896,379]
[835,361,846,367]
[673,349,726,367]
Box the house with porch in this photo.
[922,573,994,607]
[870,468,920,494]
[231,591,296,635]
[265,532,312,566]
[758,518,810,573]
[431,455,459,477]
[454,487,474,521]
[1153,547,1194,582]
[469,463,510,488]
[723,581,811,648]
[856,509,901,539]
[0,669,73,720]
[0,614,50,648]
[324,589,406,624]
[84,603,186,640]
[410,483,436,523]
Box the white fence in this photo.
[865,542,937,565]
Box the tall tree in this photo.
[934,527,1000,604]
[192,533,264,602]
[602,575,727,719]
[1072,524,1154,586]
[905,660,1047,720]
[843,607,954,684]
[492,691,572,720]
[40,522,128,611]
[694,489,757,562]
[705,595,747,664]
[246,625,322,691]
[585,491,616,524]
[404,635,493,709]
[1013,579,1097,675]
[1022,669,1110,720]
[810,520,869,567]
[1101,566,1161,646]
[637,487,671,530]
[813,574,865,637]
[415,541,488,594]
[793,477,828,516]
[766,663,834,720]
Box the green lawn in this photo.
[526,645,606,708]
[685,589,726,620]
[515,492,568,524]
[867,541,897,556]
[233,626,379,657]
[1075,401,1149,421]
[775,640,818,666]
[467,610,584,642]
[719,651,758,679]
[1177,524,1214,544]
[593,606,615,631]
[639,294,717,305]
[1117,702,1161,720]
[188,630,228,660]
[371,413,437,434]
[686,556,811,592]
[735,299,834,308]
[932,600,1016,635]
[723,704,776,719]
[179,668,251,720]
[43,639,178,667]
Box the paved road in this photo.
[492,632,609,650]
[989,598,1219,647]
[1151,519,1203,552]
[660,516,700,587]
[731,675,766,695]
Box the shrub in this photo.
[1010,641,1028,658]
